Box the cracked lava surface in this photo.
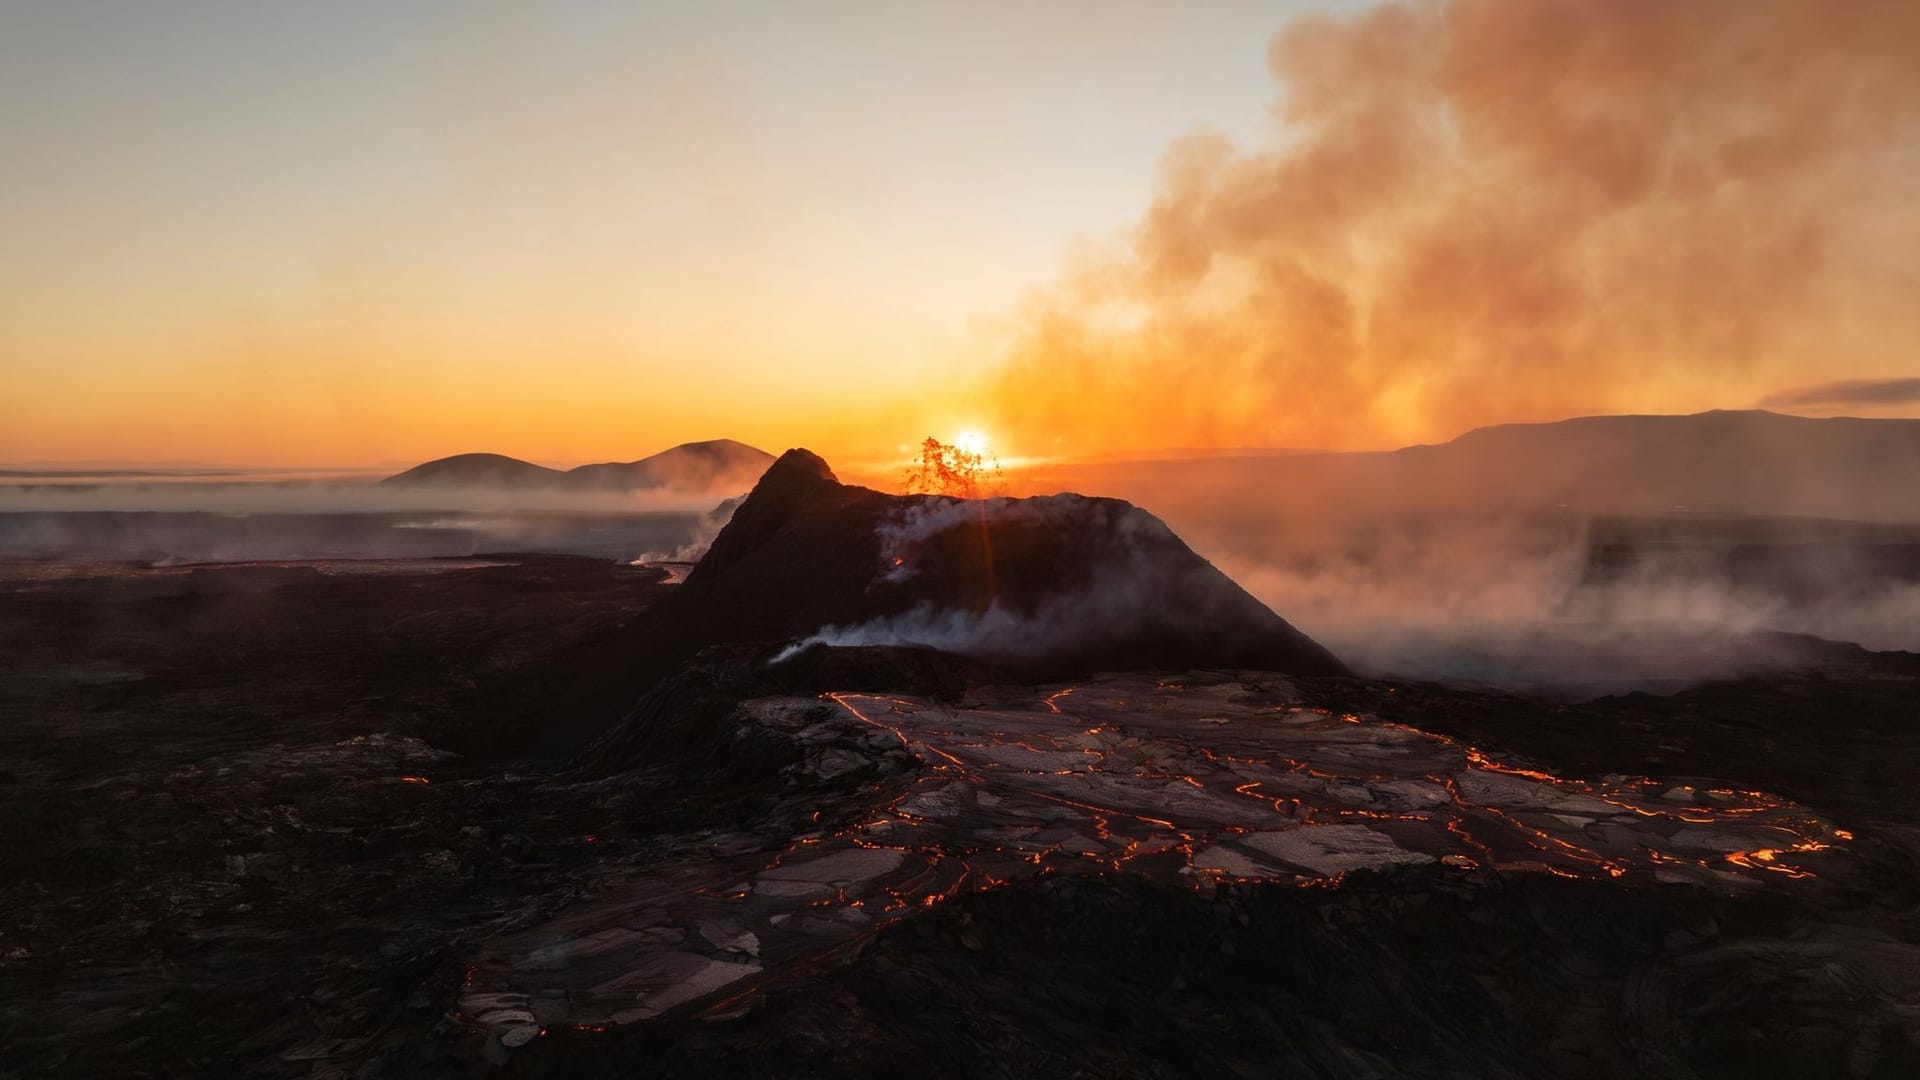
[460,672,1847,1046]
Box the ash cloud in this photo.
[969,0,1920,691]
[983,0,1920,454]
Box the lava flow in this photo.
[459,671,1847,1047]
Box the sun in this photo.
[953,430,989,456]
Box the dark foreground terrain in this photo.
[4,550,1920,1078]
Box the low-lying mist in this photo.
[1000,425,1920,696]
[1175,502,1920,695]
[0,477,727,515]
[0,475,734,565]
[13,452,1919,699]
[0,509,708,566]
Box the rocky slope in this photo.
[658,448,1347,680]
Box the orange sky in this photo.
[3,1,1915,469]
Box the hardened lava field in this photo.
[462,673,1858,1042]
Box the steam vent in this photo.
[672,449,1348,679]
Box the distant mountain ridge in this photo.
[1028,410,1920,522]
[381,439,774,494]
[1370,409,1920,519]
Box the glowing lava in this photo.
[460,672,1849,1045]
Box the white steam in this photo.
[635,496,742,564]
[776,495,1177,665]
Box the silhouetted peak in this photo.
[762,448,839,487]
[685,449,845,587]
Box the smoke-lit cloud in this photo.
[1761,377,1920,410]
[982,0,1920,455]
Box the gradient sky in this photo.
[3,0,1912,468]
[3,1,1367,466]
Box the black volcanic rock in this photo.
[684,448,844,587]
[12,548,1920,1077]
[663,448,1346,678]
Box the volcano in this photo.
[660,449,1346,679]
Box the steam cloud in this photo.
[1177,502,1920,694]
[983,0,1920,453]
[872,496,1063,584]
[779,495,1218,666]
[635,496,743,563]
[792,573,1149,663]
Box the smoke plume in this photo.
[984,0,1920,454]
